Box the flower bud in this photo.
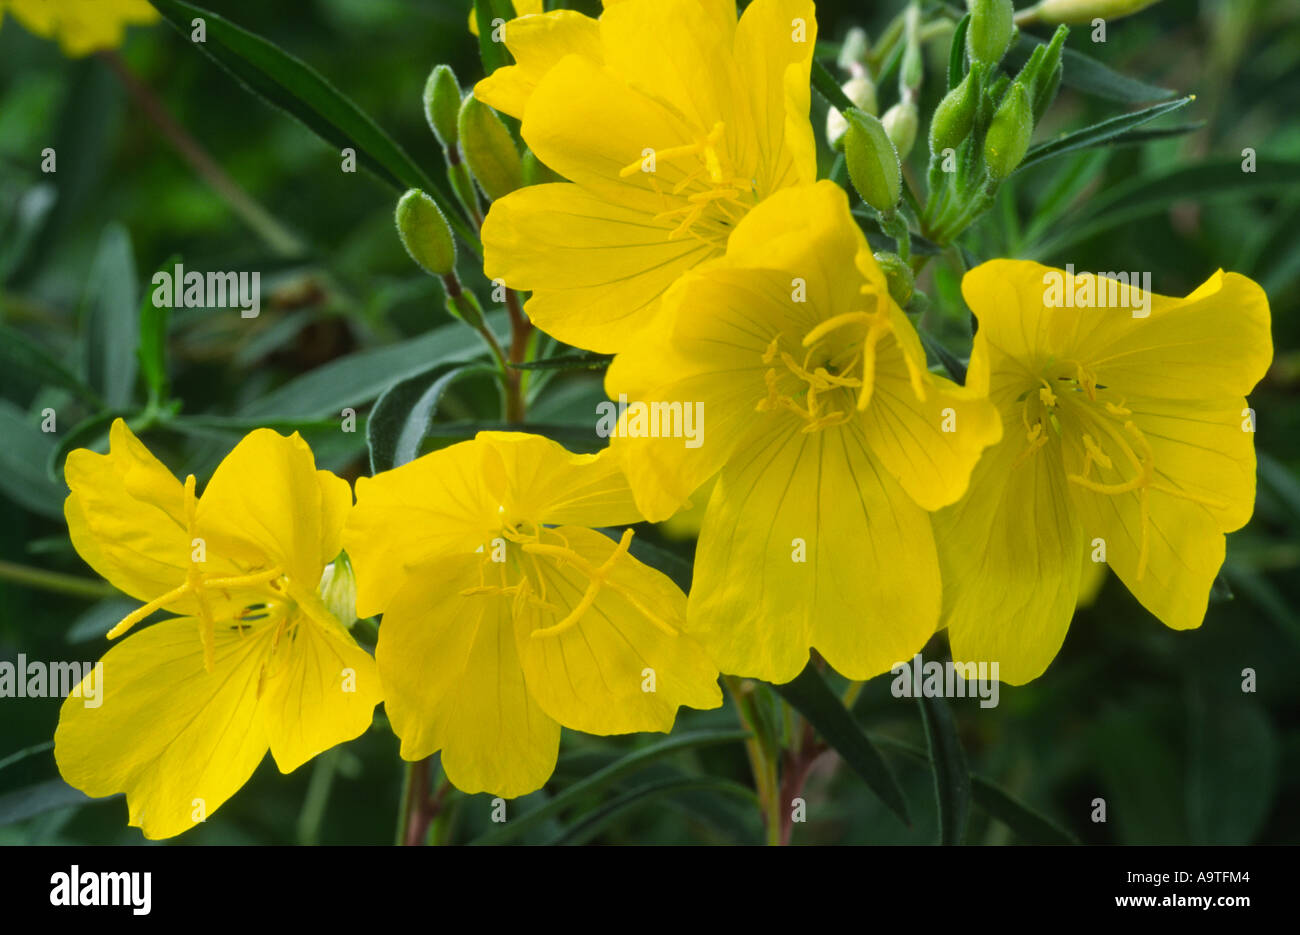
[318,555,358,626]
[929,66,980,156]
[424,64,461,151]
[837,27,871,73]
[844,110,901,212]
[826,75,878,150]
[881,100,919,160]
[1018,0,1160,26]
[1032,26,1069,120]
[967,0,1016,66]
[395,189,457,277]
[873,251,914,307]
[983,82,1034,179]
[457,94,523,201]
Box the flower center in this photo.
[1015,361,1224,580]
[104,473,292,672]
[619,121,757,250]
[755,299,926,433]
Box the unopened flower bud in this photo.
[984,82,1034,179]
[395,189,456,276]
[881,100,919,160]
[967,0,1016,66]
[424,64,462,151]
[837,27,871,73]
[1018,0,1161,26]
[319,555,358,626]
[458,94,523,201]
[873,251,914,307]
[844,110,901,212]
[929,66,981,156]
[826,75,878,149]
[1032,26,1069,119]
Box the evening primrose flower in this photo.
[477,0,819,353]
[55,421,381,839]
[1,0,157,56]
[605,181,1002,683]
[935,260,1272,684]
[343,432,722,798]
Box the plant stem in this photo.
[504,288,531,423]
[0,561,116,600]
[98,50,306,258]
[398,755,443,845]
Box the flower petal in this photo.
[690,417,940,683]
[934,430,1085,686]
[54,617,271,839]
[344,440,499,617]
[513,526,721,735]
[474,10,602,119]
[376,555,560,798]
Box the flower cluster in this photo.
[53,0,1272,839]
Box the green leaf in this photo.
[239,311,506,420]
[917,695,970,845]
[366,362,495,473]
[509,351,613,372]
[0,741,54,774]
[1017,95,1195,173]
[547,775,757,845]
[0,323,101,407]
[1187,692,1277,844]
[82,224,139,410]
[473,0,514,76]
[811,58,856,114]
[137,254,180,409]
[0,184,56,283]
[948,13,970,91]
[919,330,967,383]
[0,779,92,827]
[0,401,63,519]
[1009,32,1177,104]
[1258,453,1300,529]
[1038,159,1300,255]
[875,735,1077,843]
[467,729,750,845]
[773,663,910,826]
[148,0,478,254]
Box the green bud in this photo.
[826,75,878,150]
[873,251,914,307]
[521,149,562,186]
[929,66,980,156]
[1019,0,1161,26]
[967,0,1015,65]
[837,26,871,72]
[458,94,523,201]
[983,82,1034,179]
[881,100,919,160]
[844,110,901,212]
[445,285,487,331]
[318,554,357,626]
[395,189,457,277]
[424,64,462,151]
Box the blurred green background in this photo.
[0,0,1296,844]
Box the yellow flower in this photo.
[935,260,1272,684]
[467,0,543,36]
[54,420,381,839]
[343,431,722,798]
[2,0,158,57]
[477,0,819,353]
[605,181,1002,683]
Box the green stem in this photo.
[0,561,116,600]
[98,51,306,258]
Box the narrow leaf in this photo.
[548,775,757,845]
[82,224,139,409]
[773,662,910,825]
[1017,95,1194,172]
[917,695,971,845]
[148,0,478,253]
[0,324,101,406]
[468,729,750,845]
[509,351,613,372]
[1008,32,1178,103]
[367,362,494,473]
